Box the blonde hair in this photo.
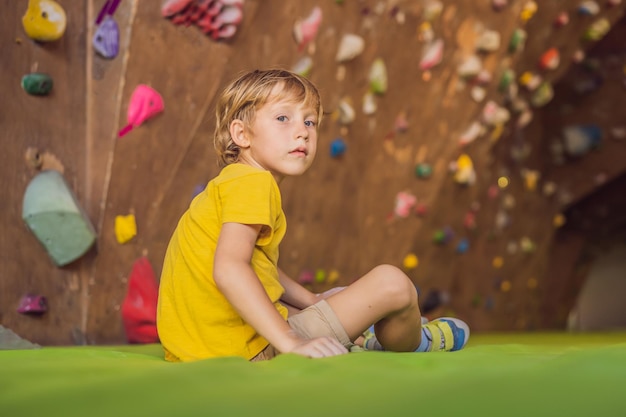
[214,69,323,167]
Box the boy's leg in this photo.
[325,264,423,352]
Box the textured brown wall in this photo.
[1,0,625,345]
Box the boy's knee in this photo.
[371,264,416,307]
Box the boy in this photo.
[156,69,469,362]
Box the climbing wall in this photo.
[1,0,625,345]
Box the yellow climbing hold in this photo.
[403,253,419,269]
[553,213,566,228]
[500,280,512,292]
[492,256,504,269]
[115,214,137,244]
[327,269,340,285]
[22,0,67,42]
[520,1,537,23]
[497,176,509,189]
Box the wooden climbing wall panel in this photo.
[1,0,625,345]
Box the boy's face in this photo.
[234,85,319,183]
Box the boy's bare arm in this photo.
[278,267,317,309]
[214,222,347,357]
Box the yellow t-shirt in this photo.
[156,164,288,361]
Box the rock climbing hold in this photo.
[335,33,365,62]
[415,163,433,179]
[433,226,454,245]
[21,73,53,96]
[369,58,387,95]
[422,0,443,21]
[394,192,417,218]
[122,257,160,343]
[539,48,560,70]
[520,1,537,23]
[583,18,610,41]
[161,0,194,17]
[419,39,444,71]
[402,253,419,269]
[578,1,600,15]
[22,170,97,266]
[475,30,501,53]
[292,56,313,77]
[93,15,120,59]
[115,214,137,244]
[336,98,355,124]
[508,29,527,53]
[482,101,510,126]
[418,21,434,43]
[554,11,569,27]
[492,0,508,11]
[562,124,602,156]
[457,55,482,79]
[22,0,67,42]
[394,112,409,133]
[330,138,347,158]
[293,6,322,52]
[498,68,516,92]
[453,154,476,185]
[327,270,340,285]
[314,269,326,284]
[362,91,377,115]
[463,212,477,230]
[459,122,484,146]
[17,294,48,314]
[553,213,566,228]
[93,0,122,59]
[521,169,540,191]
[520,237,536,253]
[118,84,164,137]
[519,71,542,91]
[163,0,245,41]
[298,270,314,285]
[530,82,553,107]
[456,238,470,254]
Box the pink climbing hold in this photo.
[161,0,194,17]
[293,6,322,52]
[118,84,164,137]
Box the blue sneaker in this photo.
[362,325,383,351]
[422,317,470,351]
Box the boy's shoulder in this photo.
[215,164,274,184]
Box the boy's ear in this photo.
[230,119,250,148]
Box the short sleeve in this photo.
[218,171,280,246]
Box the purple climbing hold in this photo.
[93,0,121,59]
[93,16,120,59]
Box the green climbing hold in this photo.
[415,163,433,179]
[21,73,54,96]
[22,170,97,266]
[369,58,388,95]
[498,69,515,92]
[508,29,527,53]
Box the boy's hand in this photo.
[288,336,348,358]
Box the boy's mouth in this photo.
[290,147,308,156]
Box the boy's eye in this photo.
[305,120,316,127]
[277,115,287,122]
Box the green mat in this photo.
[1,333,626,417]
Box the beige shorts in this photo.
[251,300,352,361]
